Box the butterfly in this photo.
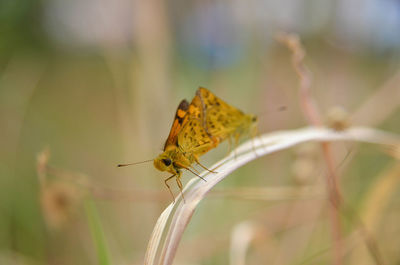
[119,87,258,202]
[153,94,218,202]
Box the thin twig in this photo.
[275,32,321,125]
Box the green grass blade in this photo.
[85,199,111,265]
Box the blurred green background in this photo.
[1,0,399,264]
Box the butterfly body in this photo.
[153,147,194,176]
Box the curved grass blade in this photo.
[144,126,400,265]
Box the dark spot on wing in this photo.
[177,116,184,124]
[178,100,189,111]
[175,100,189,124]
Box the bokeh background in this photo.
[1,0,399,264]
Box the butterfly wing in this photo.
[163,99,190,150]
[175,92,217,156]
[197,87,250,141]
[177,116,215,156]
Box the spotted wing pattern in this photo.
[175,93,216,156]
[197,87,251,142]
[177,117,215,156]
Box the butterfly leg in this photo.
[251,127,265,157]
[227,137,233,155]
[195,157,217,174]
[210,135,220,148]
[174,161,207,182]
[233,134,241,159]
[186,167,207,182]
[175,174,186,203]
[189,166,201,175]
[164,174,176,203]
[250,136,259,157]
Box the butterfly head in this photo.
[242,114,258,132]
[154,152,178,175]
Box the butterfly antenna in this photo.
[257,105,287,118]
[117,159,153,167]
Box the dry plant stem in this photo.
[275,32,321,125]
[144,126,399,265]
[229,221,259,265]
[299,229,366,265]
[210,186,325,201]
[272,197,325,265]
[322,144,343,265]
[352,70,400,126]
[277,32,343,265]
[44,162,169,202]
[348,163,400,265]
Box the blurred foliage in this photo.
[0,0,46,58]
[0,0,399,264]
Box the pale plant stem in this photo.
[144,126,400,265]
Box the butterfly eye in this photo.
[162,158,172,166]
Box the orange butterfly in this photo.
[153,93,217,201]
[120,87,257,202]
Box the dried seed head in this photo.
[40,181,81,229]
[326,106,350,131]
[292,158,318,184]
